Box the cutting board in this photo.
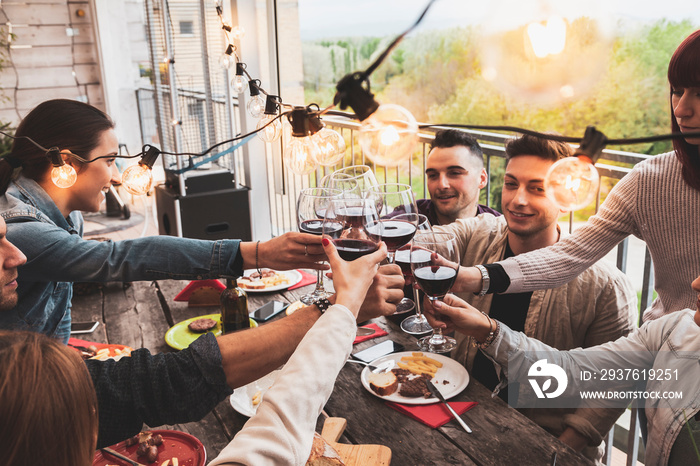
[320,417,391,466]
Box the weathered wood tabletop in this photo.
[72,276,592,466]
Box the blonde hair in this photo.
[0,330,98,466]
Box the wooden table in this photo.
[71,276,592,466]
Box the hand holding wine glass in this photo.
[296,187,342,304]
[411,231,460,353]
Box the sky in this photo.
[298,0,700,40]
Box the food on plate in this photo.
[89,346,133,362]
[252,390,262,406]
[306,432,345,466]
[368,371,399,396]
[187,317,217,333]
[238,269,291,290]
[396,352,442,376]
[160,458,179,466]
[124,431,164,463]
[398,374,432,398]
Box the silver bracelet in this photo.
[476,311,499,349]
[474,264,490,297]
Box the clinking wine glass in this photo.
[322,194,381,261]
[296,187,342,304]
[367,183,418,264]
[329,165,379,198]
[395,214,433,334]
[411,231,460,353]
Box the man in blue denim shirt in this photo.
[0,175,331,343]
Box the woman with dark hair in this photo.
[454,29,700,323]
[0,99,329,343]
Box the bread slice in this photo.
[368,371,399,396]
[306,432,345,465]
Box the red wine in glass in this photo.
[367,220,417,251]
[413,266,458,299]
[333,238,379,261]
[299,219,342,236]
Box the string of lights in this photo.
[0,0,696,213]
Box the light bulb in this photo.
[232,26,245,40]
[122,164,154,196]
[247,94,266,118]
[284,137,320,175]
[51,164,77,188]
[544,156,599,211]
[481,0,613,104]
[231,75,248,94]
[219,53,234,69]
[358,104,418,167]
[313,127,346,166]
[257,114,282,142]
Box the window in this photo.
[179,21,194,36]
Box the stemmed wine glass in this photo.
[296,187,342,304]
[367,183,419,264]
[322,193,381,261]
[411,231,460,353]
[329,165,379,198]
[395,214,434,334]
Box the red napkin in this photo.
[386,401,477,428]
[353,323,388,344]
[288,270,317,290]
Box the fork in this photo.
[346,359,395,373]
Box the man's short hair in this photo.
[430,129,484,166]
[505,134,573,164]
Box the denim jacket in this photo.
[484,310,700,466]
[0,176,243,343]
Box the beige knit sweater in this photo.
[500,152,700,321]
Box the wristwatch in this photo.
[474,264,490,297]
[313,298,333,314]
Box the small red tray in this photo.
[93,430,206,466]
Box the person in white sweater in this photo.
[452,29,700,323]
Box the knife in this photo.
[101,447,146,466]
[425,380,472,434]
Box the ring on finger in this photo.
[304,244,309,256]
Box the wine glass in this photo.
[296,187,342,304]
[395,214,434,334]
[322,194,381,261]
[367,183,418,263]
[329,165,379,198]
[411,231,460,353]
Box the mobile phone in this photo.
[250,301,290,322]
[351,340,405,363]
[70,321,100,334]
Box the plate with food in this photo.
[68,339,134,362]
[230,368,283,417]
[238,269,302,292]
[164,313,258,351]
[93,429,205,466]
[360,351,469,405]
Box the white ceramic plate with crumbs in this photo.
[230,369,283,417]
[239,269,302,293]
[360,352,469,405]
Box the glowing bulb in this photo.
[284,137,320,175]
[219,53,234,69]
[247,94,266,118]
[482,0,613,104]
[121,164,154,196]
[231,75,248,94]
[358,104,418,167]
[544,156,599,211]
[526,16,566,58]
[231,26,245,40]
[257,114,282,142]
[313,127,346,166]
[51,164,77,188]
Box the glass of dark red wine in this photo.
[394,214,433,334]
[296,187,343,304]
[411,231,460,353]
[322,194,381,262]
[367,183,418,264]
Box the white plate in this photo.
[240,269,302,293]
[360,352,469,405]
[230,369,282,417]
